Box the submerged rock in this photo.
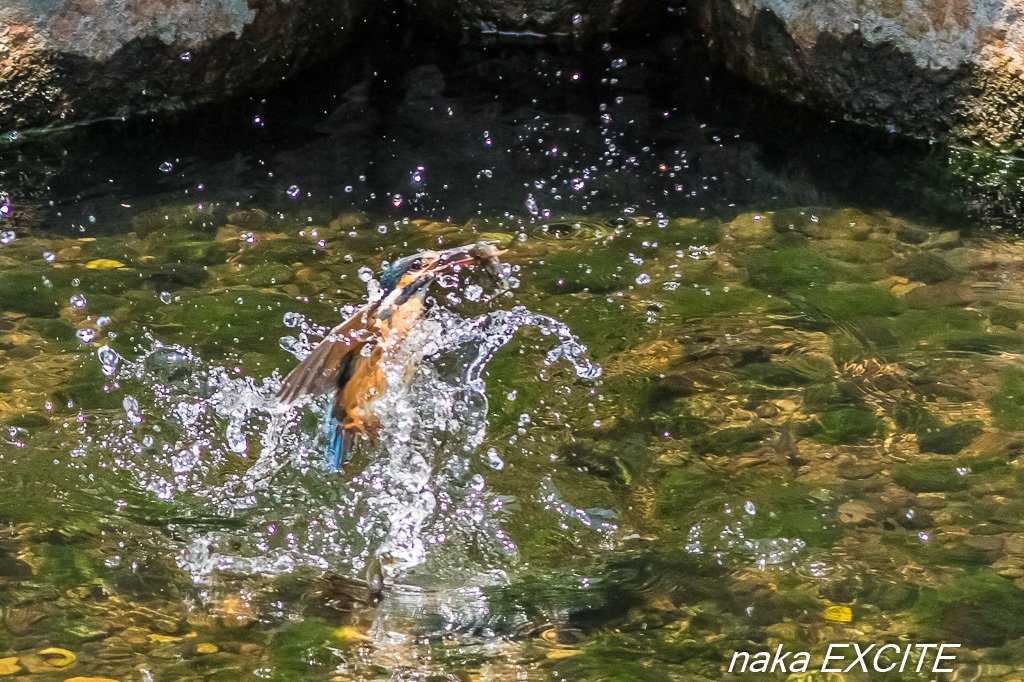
[0,0,369,131]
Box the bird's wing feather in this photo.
[277,303,377,403]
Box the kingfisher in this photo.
[277,241,506,469]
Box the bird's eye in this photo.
[409,258,423,270]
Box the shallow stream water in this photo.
[3,39,1024,681]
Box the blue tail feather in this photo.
[324,398,347,472]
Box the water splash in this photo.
[66,292,601,585]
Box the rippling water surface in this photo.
[5,39,1024,681]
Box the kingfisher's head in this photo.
[378,242,506,293]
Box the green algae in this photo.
[658,217,723,247]
[538,247,641,294]
[915,569,1024,647]
[893,460,970,493]
[803,405,880,445]
[691,424,771,456]
[805,283,904,321]
[990,367,1024,431]
[744,246,835,292]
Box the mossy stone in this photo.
[817,238,894,263]
[893,460,970,493]
[817,208,893,239]
[657,469,723,518]
[660,218,723,247]
[917,422,983,455]
[807,406,879,444]
[538,248,641,294]
[725,212,774,240]
[0,270,67,317]
[806,283,904,321]
[691,424,771,456]
[667,285,780,320]
[990,367,1024,431]
[889,308,984,349]
[770,208,818,235]
[745,247,835,293]
[991,305,1024,330]
[915,570,1024,647]
[739,361,812,387]
[131,203,228,235]
[541,298,650,356]
[891,252,956,284]
[745,480,839,548]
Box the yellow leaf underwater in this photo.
[824,605,852,623]
[37,647,76,667]
[86,259,125,269]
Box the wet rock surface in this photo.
[0,0,369,130]
[691,0,1024,151]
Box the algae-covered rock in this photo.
[991,305,1024,330]
[893,460,971,493]
[990,367,1024,431]
[538,248,640,294]
[890,252,956,284]
[744,247,835,292]
[915,570,1024,647]
[666,285,779,320]
[806,283,903,321]
[817,238,894,264]
[725,212,774,241]
[805,405,880,445]
[660,218,723,247]
[691,423,772,456]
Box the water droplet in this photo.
[525,194,539,216]
[358,266,374,283]
[470,474,486,491]
[96,315,111,327]
[572,177,585,192]
[6,131,17,142]
[286,185,300,198]
[142,434,155,448]
[744,501,756,515]
[159,291,172,305]
[158,161,173,173]
[572,12,583,25]
[918,531,930,542]
[180,51,191,61]
[0,230,14,244]
[486,448,505,470]
[464,284,484,302]
[69,294,86,309]
[76,328,95,343]
[344,185,353,193]
[123,396,142,424]
[282,311,303,327]
[0,192,11,216]
[97,345,121,376]
[635,273,651,285]
[43,251,55,262]
[392,193,403,207]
